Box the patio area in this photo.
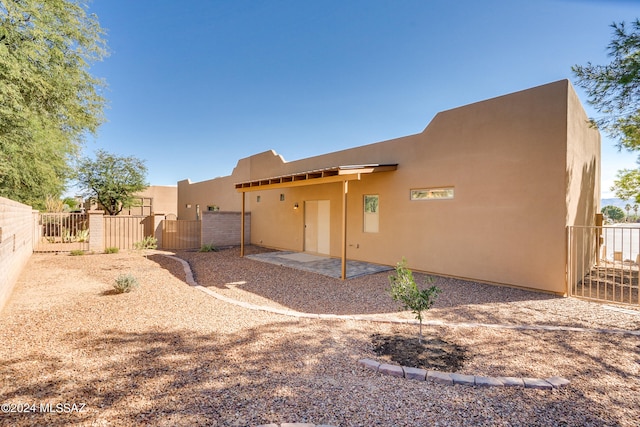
[245,251,393,279]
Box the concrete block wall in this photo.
[202,211,250,247]
[88,210,105,252]
[0,197,35,313]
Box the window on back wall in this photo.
[364,195,379,233]
[125,197,152,215]
[410,187,454,201]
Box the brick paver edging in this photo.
[166,253,568,421]
[256,424,337,427]
[358,358,570,389]
[164,255,640,337]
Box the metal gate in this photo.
[162,219,201,249]
[103,215,150,250]
[568,225,640,306]
[34,213,89,252]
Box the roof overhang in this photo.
[235,164,398,192]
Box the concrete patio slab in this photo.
[246,251,393,279]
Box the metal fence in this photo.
[162,220,201,249]
[34,214,201,252]
[34,213,90,252]
[568,225,640,306]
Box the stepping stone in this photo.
[450,373,475,386]
[403,366,427,381]
[379,363,404,377]
[474,376,504,387]
[427,370,453,385]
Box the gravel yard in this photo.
[1,247,639,426]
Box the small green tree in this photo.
[388,258,441,344]
[62,197,78,211]
[613,168,640,204]
[602,205,626,222]
[76,150,148,215]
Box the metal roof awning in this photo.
[235,164,398,192]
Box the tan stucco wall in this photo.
[178,80,600,294]
[137,185,178,216]
[565,83,601,282]
[87,185,178,216]
[566,85,601,227]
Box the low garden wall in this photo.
[201,211,250,248]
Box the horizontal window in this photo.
[410,187,454,200]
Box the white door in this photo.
[304,200,330,254]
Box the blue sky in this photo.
[84,0,639,198]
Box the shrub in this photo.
[105,247,119,254]
[134,236,157,258]
[69,250,85,256]
[134,236,157,250]
[113,274,139,293]
[76,228,89,243]
[388,258,441,343]
[199,243,219,252]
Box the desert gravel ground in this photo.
[0,246,639,426]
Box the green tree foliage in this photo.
[572,19,640,151]
[613,167,640,203]
[388,258,441,344]
[62,196,77,211]
[0,0,107,209]
[602,205,626,222]
[76,150,148,216]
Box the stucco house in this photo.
[178,80,600,295]
[85,185,178,217]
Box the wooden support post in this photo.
[341,180,348,280]
[240,191,245,257]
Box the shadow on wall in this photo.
[566,157,599,291]
[567,157,598,228]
